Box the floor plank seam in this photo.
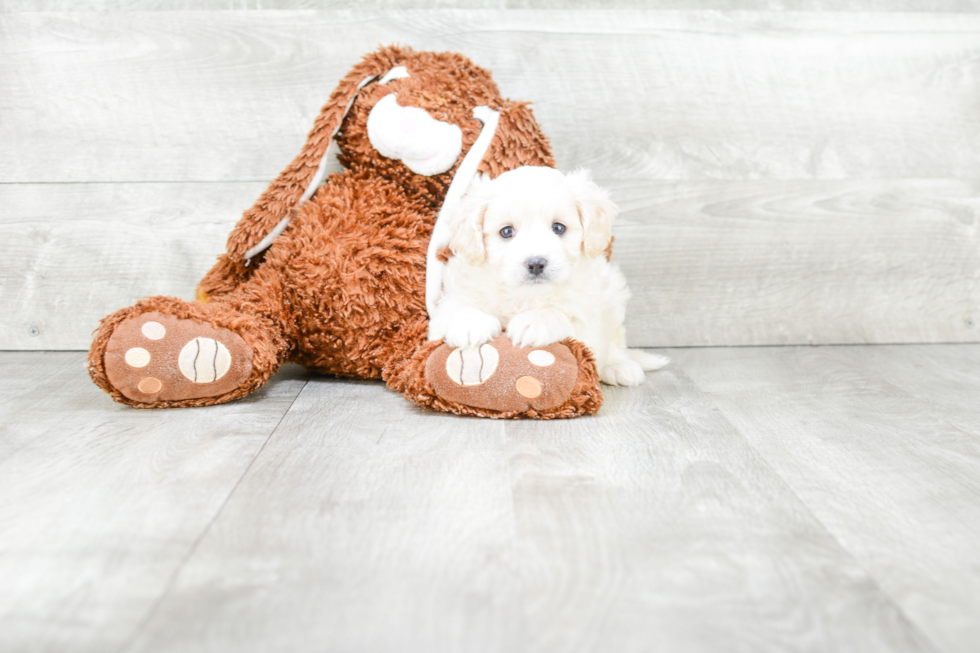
[681,370,946,653]
[499,420,534,652]
[115,373,311,653]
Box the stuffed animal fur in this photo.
[87,46,604,418]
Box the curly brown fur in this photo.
[91,46,602,419]
[88,296,287,408]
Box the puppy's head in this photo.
[448,166,617,289]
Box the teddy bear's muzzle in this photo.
[366,93,463,176]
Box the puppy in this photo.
[428,166,668,386]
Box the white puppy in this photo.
[428,166,668,386]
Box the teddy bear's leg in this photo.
[386,334,604,419]
[89,288,289,408]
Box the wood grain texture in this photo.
[4,179,975,350]
[610,179,980,347]
[3,7,979,350]
[3,10,980,182]
[125,377,522,653]
[0,182,263,349]
[6,348,969,652]
[0,351,91,461]
[6,1,980,11]
[0,354,309,653]
[850,344,980,435]
[504,373,934,653]
[7,347,980,651]
[675,345,980,653]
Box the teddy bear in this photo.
[87,46,605,419]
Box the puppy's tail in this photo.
[628,349,671,371]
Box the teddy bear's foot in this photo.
[424,334,582,414]
[102,311,253,404]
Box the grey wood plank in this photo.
[0,353,310,653]
[0,182,264,350]
[848,344,980,435]
[675,345,980,653]
[0,351,92,460]
[4,179,977,351]
[504,369,935,653]
[6,347,978,651]
[3,11,980,183]
[610,179,980,347]
[6,1,980,12]
[125,377,523,653]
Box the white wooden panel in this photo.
[0,353,309,653]
[5,1,980,12]
[611,179,980,346]
[3,178,977,350]
[676,345,980,653]
[3,11,980,182]
[3,8,980,350]
[0,182,262,350]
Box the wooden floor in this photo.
[2,345,979,653]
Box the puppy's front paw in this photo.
[601,358,646,386]
[506,310,573,349]
[439,307,502,349]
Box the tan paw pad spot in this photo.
[125,347,151,368]
[141,321,166,340]
[137,377,162,394]
[528,350,555,367]
[179,337,232,383]
[515,376,542,399]
[446,344,499,386]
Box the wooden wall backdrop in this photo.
[2,2,979,349]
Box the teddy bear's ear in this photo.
[221,53,399,265]
[448,174,493,265]
[478,100,556,178]
[566,169,618,259]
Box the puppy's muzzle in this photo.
[525,257,548,278]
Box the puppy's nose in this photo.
[525,257,548,277]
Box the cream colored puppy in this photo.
[428,166,668,386]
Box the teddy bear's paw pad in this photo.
[425,334,577,413]
[103,312,253,403]
[444,343,499,386]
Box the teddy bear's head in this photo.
[211,46,558,276]
[330,46,555,205]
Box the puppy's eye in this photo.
[552,222,566,235]
[500,226,516,239]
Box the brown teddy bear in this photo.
[87,46,604,419]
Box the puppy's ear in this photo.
[448,174,493,265]
[566,169,617,258]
